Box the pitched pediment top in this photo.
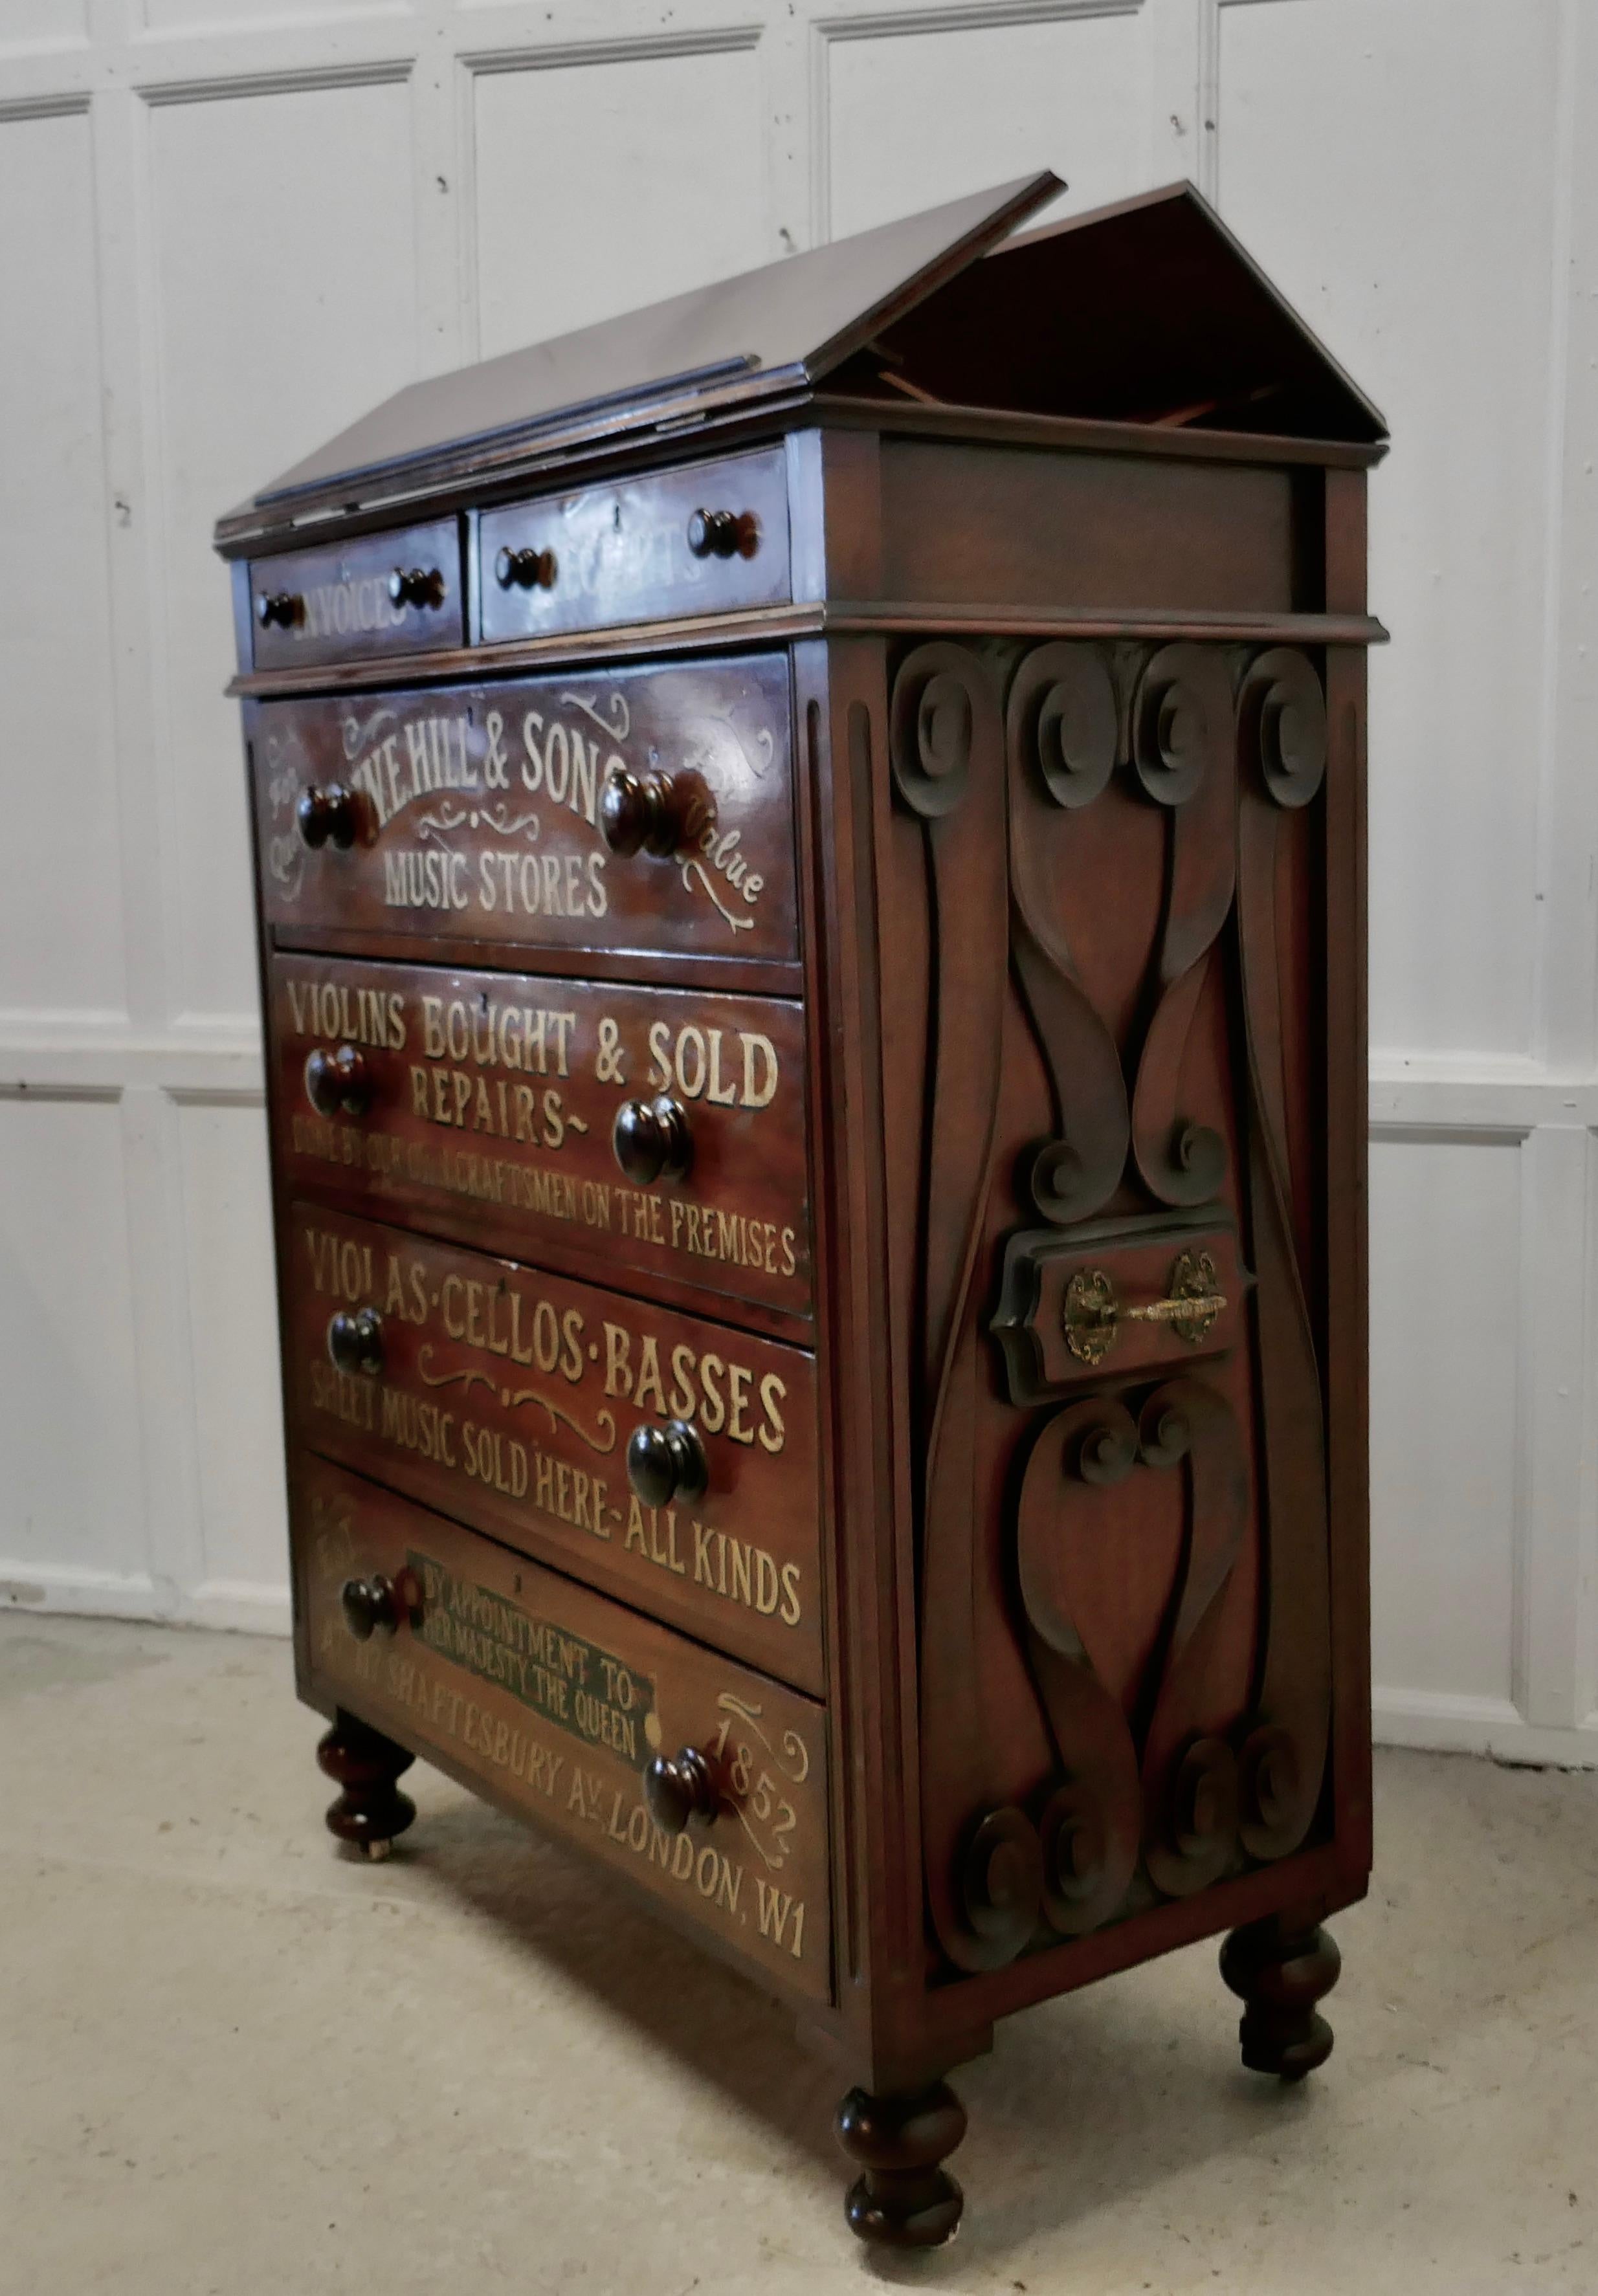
[220,173,1383,542]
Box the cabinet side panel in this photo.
[241,699,318,1706]
[880,442,1297,612]
[1322,480,1372,1877]
[883,588,1371,2035]
[795,635,986,2091]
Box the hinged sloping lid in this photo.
[857,182,1386,443]
[243,171,1063,514]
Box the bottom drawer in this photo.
[296,1453,832,2005]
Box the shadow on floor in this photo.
[376,1781,1331,2270]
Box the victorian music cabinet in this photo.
[217,176,1384,2247]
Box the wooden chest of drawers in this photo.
[217,174,1384,2247]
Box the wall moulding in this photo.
[812,0,1140,40]
[133,0,412,34]
[135,56,414,106]
[0,1559,289,1635]
[459,25,765,76]
[0,89,91,120]
[1370,1065,1598,1137]
[1,1562,160,1620]
[0,1037,262,1099]
[0,1081,125,1109]
[1373,1686,1598,1771]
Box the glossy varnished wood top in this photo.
[217,392,1386,563]
[231,599,1386,700]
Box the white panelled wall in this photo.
[3,0,1595,1761]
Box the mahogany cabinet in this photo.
[217,175,1385,2247]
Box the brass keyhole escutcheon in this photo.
[1061,1268,1118,1365]
[1062,1250,1227,1365]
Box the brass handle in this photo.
[1063,1250,1226,1366]
[1124,1290,1229,1328]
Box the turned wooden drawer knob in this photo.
[388,564,444,610]
[304,1044,372,1118]
[644,1744,718,1834]
[256,590,303,630]
[493,544,557,591]
[341,1573,400,1641]
[296,782,359,850]
[613,1094,692,1186]
[327,1307,383,1378]
[626,1417,709,1507]
[599,767,682,859]
[687,507,752,560]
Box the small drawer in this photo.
[298,1453,831,2003]
[271,954,810,1321]
[249,518,463,668]
[992,1213,1246,1406]
[287,1203,824,1695]
[480,448,790,644]
[252,655,797,967]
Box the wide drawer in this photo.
[287,1204,825,1695]
[479,448,790,645]
[249,517,464,668]
[298,1453,831,2003]
[252,656,797,966]
[271,954,811,1320]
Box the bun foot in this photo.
[316,1712,416,1856]
[835,2079,966,2249]
[1220,1915,1340,2081]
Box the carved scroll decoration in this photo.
[1015,1374,1247,1930]
[893,643,1043,1972]
[1014,1398,1143,1935]
[1133,1381,1248,1897]
[1004,644,1131,1227]
[1233,648,1332,1860]
[1128,645,1237,1208]
[913,633,1337,1968]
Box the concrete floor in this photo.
[3,1618,1597,2296]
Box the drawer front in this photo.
[298,1453,831,2003]
[250,518,464,668]
[271,955,811,1319]
[992,1214,1245,1405]
[287,1204,824,1694]
[252,656,797,966]
[479,448,790,645]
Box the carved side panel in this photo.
[892,643,1045,1973]
[896,634,1338,1980]
[1232,649,1333,1860]
[1003,645,1129,1227]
